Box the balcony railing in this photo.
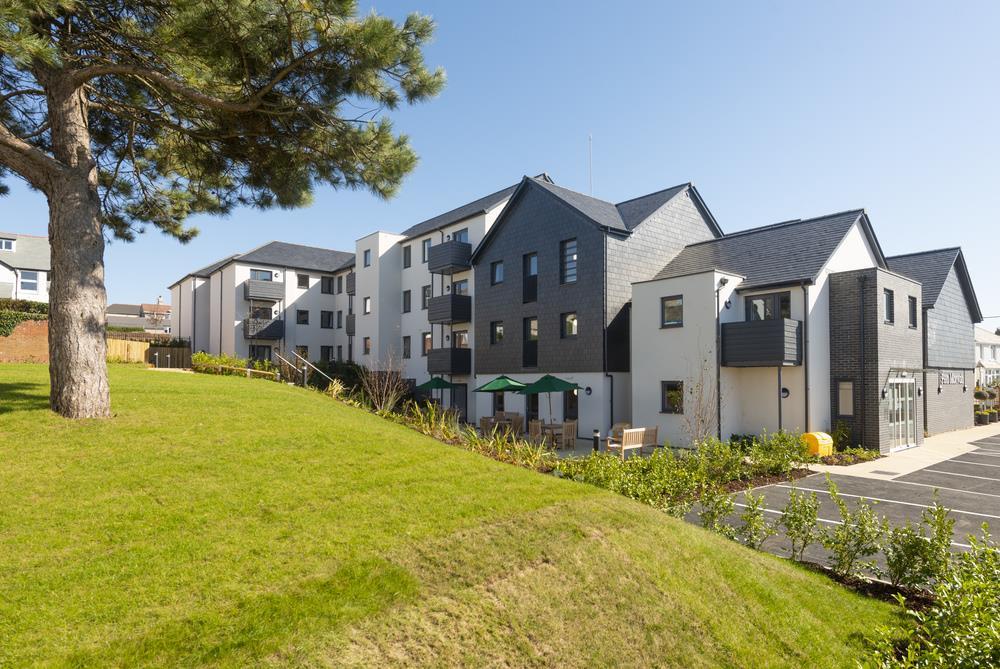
[721,318,802,367]
[345,272,356,295]
[243,318,285,340]
[427,240,472,275]
[427,347,472,375]
[427,293,472,324]
[345,313,356,336]
[244,279,284,301]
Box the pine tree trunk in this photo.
[45,77,111,418]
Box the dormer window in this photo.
[0,238,13,251]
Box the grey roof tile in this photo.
[239,241,354,274]
[0,231,50,271]
[886,248,960,308]
[652,210,869,288]
[106,303,142,316]
[615,184,690,229]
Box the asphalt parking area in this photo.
[729,443,1000,561]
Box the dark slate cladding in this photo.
[427,348,472,375]
[427,293,472,324]
[244,279,284,301]
[426,240,472,274]
[474,177,719,375]
[653,210,875,289]
[239,241,355,274]
[721,319,802,367]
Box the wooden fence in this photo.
[106,339,191,368]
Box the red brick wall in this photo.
[0,319,49,363]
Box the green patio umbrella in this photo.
[416,376,455,391]
[518,374,581,420]
[473,375,527,393]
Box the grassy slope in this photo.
[0,365,895,667]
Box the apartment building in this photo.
[886,248,982,435]
[975,327,1000,386]
[0,231,50,302]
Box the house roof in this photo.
[106,303,142,316]
[975,327,1000,345]
[651,209,884,289]
[141,303,171,315]
[886,247,983,322]
[471,176,720,262]
[398,174,553,240]
[170,242,354,288]
[0,231,50,271]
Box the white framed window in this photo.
[20,270,38,292]
[837,381,854,417]
[0,238,14,251]
[363,297,371,314]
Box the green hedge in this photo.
[0,298,48,315]
[0,310,48,337]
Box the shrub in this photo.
[737,488,777,550]
[820,476,885,580]
[866,527,999,668]
[882,522,934,590]
[191,351,276,377]
[820,447,881,466]
[0,309,47,337]
[832,420,853,451]
[691,437,746,483]
[747,430,809,478]
[728,433,758,453]
[405,401,461,443]
[460,427,558,472]
[698,483,736,539]
[781,487,821,562]
[0,298,48,314]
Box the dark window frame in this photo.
[297,273,309,289]
[559,238,578,284]
[402,289,411,314]
[320,310,333,329]
[402,336,411,359]
[336,310,343,328]
[402,245,411,269]
[250,268,273,282]
[491,320,504,345]
[453,329,470,349]
[522,252,538,304]
[884,288,895,324]
[363,249,371,267]
[491,260,504,285]
[296,309,309,325]
[836,379,855,418]
[744,291,791,322]
[362,336,372,355]
[908,295,918,329]
[421,331,432,356]
[660,295,684,328]
[522,316,538,367]
[660,380,684,414]
[363,296,371,314]
[336,275,343,294]
[421,238,431,263]
[421,285,431,310]
[321,276,334,294]
[560,312,578,338]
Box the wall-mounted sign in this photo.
[939,371,965,385]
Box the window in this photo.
[908,296,918,329]
[422,238,431,263]
[363,337,372,355]
[363,297,371,314]
[320,276,333,293]
[523,253,538,303]
[402,290,411,313]
[336,275,343,293]
[321,310,333,328]
[336,345,343,362]
[745,292,791,321]
[838,381,854,417]
[561,312,578,338]
[296,309,309,325]
[249,345,271,362]
[560,239,578,284]
[402,336,411,359]
[0,238,13,251]
[347,341,353,362]
[491,260,504,285]
[297,273,309,289]
[336,310,343,328]
[19,270,38,292]
[421,285,431,309]
[452,279,469,296]
[491,321,504,344]
[321,345,333,362]
[250,268,272,281]
[452,228,469,243]
[660,295,683,328]
[453,330,470,349]
[884,289,895,324]
[422,332,432,356]
[363,249,371,267]
[402,245,411,268]
[523,317,538,367]
[249,304,271,320]
[295,345,309,360]
[661,381,683,414]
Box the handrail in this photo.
[273,351,303,383]
[289,349,335,384]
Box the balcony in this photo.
[244,279,283,301]
[721,318,802,367]
[243,318,284,340]
[427,347,472,375]
[345,313,356,336]
[345,272,356,295]
[427,293,472,324]
[427,240,472,275]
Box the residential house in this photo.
[886,248,982,435]
[106,301,174,333]
[975,327,1000,387]
[0,231,50,302]
[631,210,928,454]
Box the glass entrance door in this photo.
[888,379,917,451]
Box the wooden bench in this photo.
[607,427,645,460]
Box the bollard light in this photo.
[592,429,600,452]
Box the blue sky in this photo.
[4,1,998,321]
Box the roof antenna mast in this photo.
[588,133,593,195]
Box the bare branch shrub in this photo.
[359,349,409,415]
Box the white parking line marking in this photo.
[951,459,1000,468]
[732,503,972,549]
[872,478,1000,499]
[923,469,1000,482]
[772,484,1000,521]
[971,450,1000,457]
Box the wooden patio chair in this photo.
[641,426,659,453]
[560,419,577,450]
[479,416,494,435]
[607,428,645,460]
[528,419,543,445]
[510,414,524,436]
[609,422,630,443]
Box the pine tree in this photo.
[0,1,444,417]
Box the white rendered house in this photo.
[0,231,50,302]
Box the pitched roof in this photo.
[169,243,354,288]
[141,303,171,315]
[0,231,50,271]
[976,327,1000,345]
[399,174,553,240]
[106,303,142,316]
[887,247,983,321]
[652,209,880,289]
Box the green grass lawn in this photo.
[0,364,897,667]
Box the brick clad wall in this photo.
[829,268,924,453]
[0,319,49,362]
